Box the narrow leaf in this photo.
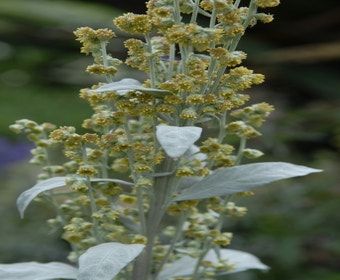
[78,242,145,280]
[156,125,202,158]
[89,78,172,97]
[17,177,133,218]
[175,162,322,201]
[0,262,77,280]
[158,249,268,279]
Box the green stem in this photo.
[192,237,213,280]
[218,112,227,143]
[167,43,176,80]
[209,0,258,95]
[204,112,227,169]
[100,40,113,83]
[136,186,147,236]
[145,34,156,88]
[228,0,257,52]
[178,44,189,74]
[86,175,100,241]
[39,131,68,222]
[234,0,241,8]
[235,136,247,165]
[80,143,101,241]
[132,156,177,280]
[153,209,189,279]
[173,0,181,24]
[190,0,200,23]
[123,118,148,236]
[200,6,218,96]
[209,65,228,95]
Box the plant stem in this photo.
[235,136,247,165]
[167,43,176,80]
[145,34,156,88]
[132,156,177,280]
[153,209,190,279]
[190,0,200,24]
[192,237,213,280]
[100,40,113,83]
[123,118,148,236]
[228,0,257,52]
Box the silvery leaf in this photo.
[0,262,77,280]
[89,78,172,97]
[17,177,133,218]
[156,125,202,158]
[158,248,269,279]
[77,242,144,280]
[175,162,322,201]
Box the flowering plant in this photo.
[1,0,321,279]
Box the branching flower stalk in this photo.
[8,1,323,280]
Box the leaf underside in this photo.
[89,78,172,97]
[175,162,322,201]
[77,242,145,280]
[0,262,77,280]
[17,176,133,218]
[158,248,269,279]
[156,125,202,158]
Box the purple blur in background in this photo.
[0,136,32,170]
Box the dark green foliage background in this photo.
[0,0,339,279]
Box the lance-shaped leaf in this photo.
[158,249,269,279]
[175,162,322,201]
[0,262,77,280]
[89,78,172,98]
[17,177,133,218]
[77,242,145,280]
[156,125,202,158]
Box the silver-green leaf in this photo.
[158,248,269,279]
[175,162,322,201]
[17,177,133,218]
[77,242,145,280]
[89,78,172,97]
[156,125,202,158]
[0,262,77,280]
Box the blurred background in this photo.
[0,0,339,279]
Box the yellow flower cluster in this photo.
[210,48,247,67]
[224,66,265,91]
[227,121,262,139]
[114,13,152,35]
[74,27,115,55]
[200,138,235,167]
[124,39,149,71]
[165,23,222,52]
[230,102,275,127]
[146,0,175,30]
